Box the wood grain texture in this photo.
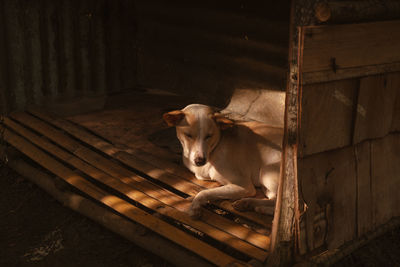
[353,73,399,144]
[371,133,400,228]
[298,146,356,250]
[299,79,358,157]
[355,140,373,237]
[300,20,400,83]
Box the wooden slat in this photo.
[126,148,219,189]
[113,151,273,224]
[3,129,241,267]
[14,111,202,195]
[4,117,268,259]
[355,141,373,237]
[8,113,270,254]
[353,73,399,144]
[300,20,400,84]
[47,106,215,189]
[29,106,212,189]
[371,134,400,228]
[391,73,400,132]
[314,1,400,24]
[27,107,272,227]
[302,62,400,85]
[299,79,358,157]
[298,146,356,250]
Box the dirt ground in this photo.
[0,165,170,267]
[1,164,400,267]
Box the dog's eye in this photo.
[205,134,212,140]
[184,132,193,139]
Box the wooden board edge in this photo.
[300,20,400,75]
[302,62,400,85]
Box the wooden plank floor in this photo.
[3,104,273,265]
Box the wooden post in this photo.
[267,1,303,265]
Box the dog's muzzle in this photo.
[194,157,206,166]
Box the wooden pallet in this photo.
[2,108,272,266]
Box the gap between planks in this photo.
[5,114,270,260]
[27,106,273,228]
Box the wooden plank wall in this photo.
[300,20,400,84]
[299,72,400,157]
[298,70,400,253]
[299,79,358,156]
[370,135,400,227]
[299,146,357,250]
[353,73,400,144]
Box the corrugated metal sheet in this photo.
[0,0,137,112]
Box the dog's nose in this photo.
[194,157,206,166]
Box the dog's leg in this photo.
[233,164,279,215]
[195,173,211,181]
[232,198,276,215]
[189,184,255,218]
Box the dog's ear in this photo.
[163,110,185,127]
[213,113,234,130]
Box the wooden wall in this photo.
[299,72,400,157]
[298,72,400,253]
[297,20,400,254]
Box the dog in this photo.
[163,104,283,218]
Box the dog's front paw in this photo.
[195,173,211,181]
[254,206,275,215]
[187,192,207,219]
[232,199,251,212]
[188,203,203,219]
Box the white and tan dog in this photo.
[163,104,283,218]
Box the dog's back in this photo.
[210,121,282,190]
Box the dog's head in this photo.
[163,104,233,167]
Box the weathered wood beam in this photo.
[300,20,400,84]
[267,1,299,266]
[315,1,400,24]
